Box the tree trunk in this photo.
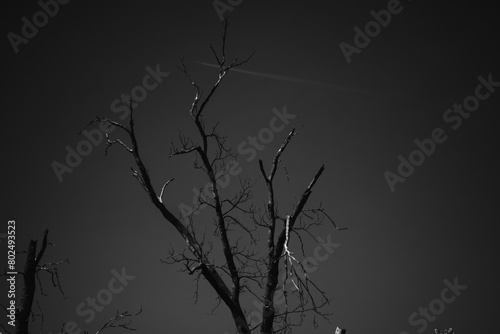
[16,230,48,334]
[231,308,251,334]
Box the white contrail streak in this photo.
[196,61,384,97]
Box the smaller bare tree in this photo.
[1,229,68,334]
[1,230,142,334]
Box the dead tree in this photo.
[1,231,141,334]
[0,230,68,334]
[84,20,346,334]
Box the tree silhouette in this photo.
[83,21,346,334]
[0,231,142,334]
[1,230,68,334]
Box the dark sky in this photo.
[2,1,499,333]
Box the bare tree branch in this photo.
[81,307,142,334]
[158,178,175,203]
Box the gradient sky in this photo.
[2,1,499,334]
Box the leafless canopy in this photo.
[84,20,346,334]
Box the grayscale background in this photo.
[2,1,499,333]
